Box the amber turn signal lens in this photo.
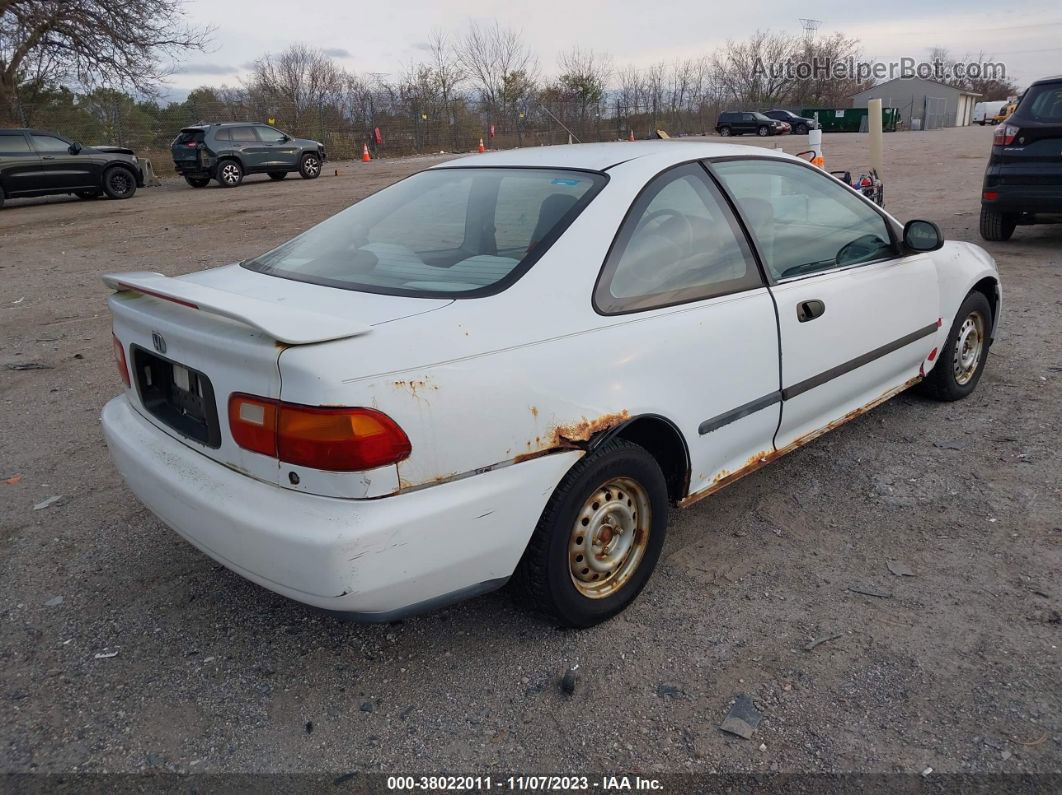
[228,394,411,472]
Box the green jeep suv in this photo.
[171,122,326,188]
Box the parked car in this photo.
[973,101,1007,126]
[0,129,143,208]
[102,141,1001,627]
[991,100,1019,125]
[980,75,1062,240]
[171,122,326,188]
[715,111,785,137]
[763,109,818,135]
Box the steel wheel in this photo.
[219,161,242,186]
[953,312,985,385]
[568,477,651,599]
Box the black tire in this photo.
[757,125,769,136]
[918,291,993,402]
[216,159,243,188]
[184,176,210,188]
[74,191,99,200]
[298,153,321,179]
[795,123,809,135]
[268,171,287,181]
[511,438,669,628]
[101,166,136,199]
[718,126,732,137]
[0,184,5,209]
[979,206,1016,241]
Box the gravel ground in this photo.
[1,127,1059,779]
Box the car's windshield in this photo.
[243,167,606,296]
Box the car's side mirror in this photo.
[903,219,944,252]
[280,135,290,142]
[69,141,82,155]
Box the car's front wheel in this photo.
[299,154,321,179]
[919,291,992,401]
[795,123,809,135]
[184,176,210,188]
[511,438,669,627]
[216,159,243,188]
[757,125,769,136]
[979,206,1016,241]
[102,167,137,199]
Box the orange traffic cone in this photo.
[361,144,371,162]
[628,129,635,142]
[478,138,485,153]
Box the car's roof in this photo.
[181,122,268,130]
[1030,74,1062,85]
[436,140,789,172]
[0,128,63,135]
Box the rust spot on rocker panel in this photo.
[680,376,923,509]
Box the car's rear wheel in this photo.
[795,123,809,135]
[299,154,321,179]
[979,206,1016,241]
[184,176,210,188]
[216,159,243,188]
[268,171,287,181]
[75,191,99,200]
[719,126,732,137]
[102,167,137,199]
[919,291,992,401]
[511,438,669,627]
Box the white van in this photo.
[973,101,1007,125]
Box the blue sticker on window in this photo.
[551,178,580,186]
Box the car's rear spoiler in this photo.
[102,272,371,345]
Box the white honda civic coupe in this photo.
[102,141,1001,627]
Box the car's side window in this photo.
[0,133,32,155]
[595,163,763,314]
[711,158,896,281]
[30,134,70,154]
[230,127,258,143]
[257,127,287,143]
[214,128,232,142]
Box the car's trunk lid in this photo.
[106,266,451,487]
[172,128,205,163]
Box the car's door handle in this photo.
[42,155,56,160]
[797,300,826,323]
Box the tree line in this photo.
[1,3,1020,159]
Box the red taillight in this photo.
[112,333,130,387]
[228,394,411,472]
[993,124,1018,146]
[982,191,1000,201]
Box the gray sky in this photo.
[164,0,1062,98]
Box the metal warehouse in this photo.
[850,77,981,129]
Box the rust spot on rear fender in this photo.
[550,410,631,447]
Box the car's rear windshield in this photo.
[175,129,205,145]
[243,167,607,297]
[1016,82,1062,123]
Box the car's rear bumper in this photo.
[982,184,1062,214]
[101,395,579,619]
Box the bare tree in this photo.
[928,46,1018,101]
[456,20,537,139]
[248,45,346,135]
[0,0,209,123]
[710,31,797,107]
[428,29,465,149]
[552,47,611,138]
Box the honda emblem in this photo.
[151,332,166,354]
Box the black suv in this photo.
[980,75,1062,240]
[172,122,326,188]
[0,129,143,208]
[763,109,818,135]
[715,112,785,137]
